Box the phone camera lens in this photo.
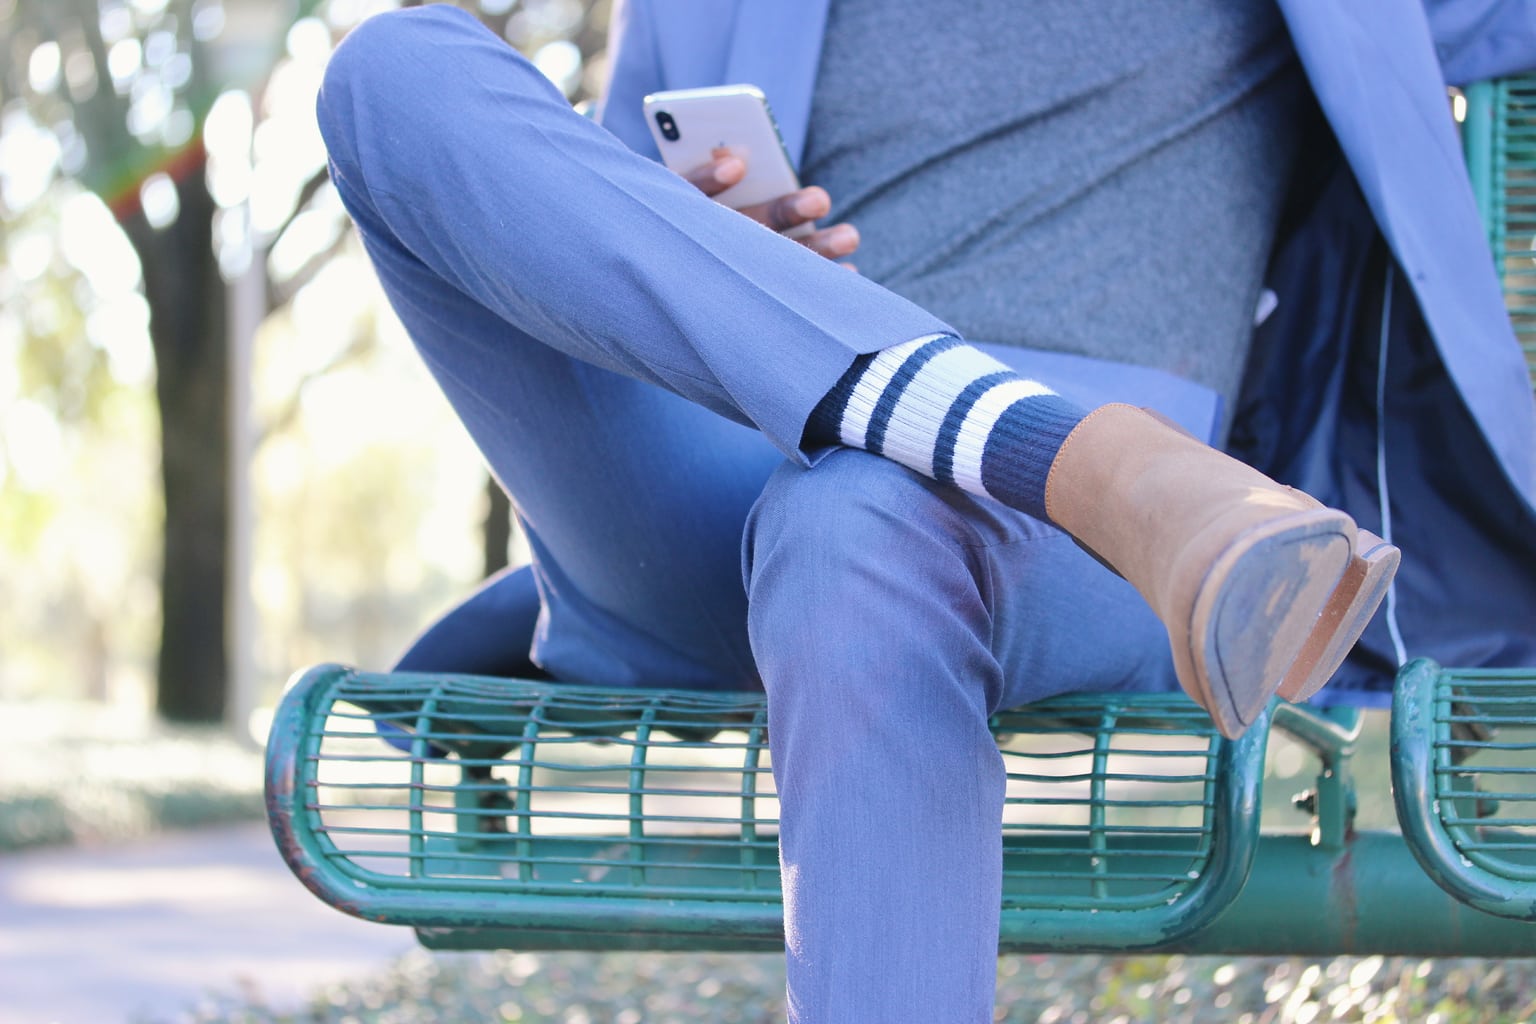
[655,110,680,142]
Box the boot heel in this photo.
[1188,512,1355,738]
[1276,529,1400,703]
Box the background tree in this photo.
[0,0,338,721]
[0,0,611,723]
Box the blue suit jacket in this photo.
[592,0,1536,701]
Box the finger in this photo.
[682,153,746,196]
[738,186,831,233]
[801,223,860,261]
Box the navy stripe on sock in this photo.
[865,336,961,455]
[805,350,877,446]
[978,394,1086,520]
[932,371,1015,485]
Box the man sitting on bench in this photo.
[315,1,1536,1019]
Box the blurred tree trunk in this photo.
[483,477,514,579]
[118,150,230,724]
[2,0,612,721]
[34,0,235,723]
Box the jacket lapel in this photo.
[722,0,832,167]
[1275,0,1536,500]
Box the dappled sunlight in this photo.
[250,21,331,238]
[0,106,61,210]
[246,256,494,694]
[0,1,590,716]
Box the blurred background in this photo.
[6,4,1536,1022]
[0,0,611,744]
[0,6,626,1018]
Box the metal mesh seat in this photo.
[1463,72,1536,387]
[1392,659,1536,919]
[1384,72,1536,920]
[266,664,1266,951]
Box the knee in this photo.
[318,7,548,152]
[744,449,988,596]
[322,7,464,106]
[742,449,997,682]
[319,8,438,156]
[744,451,1008,754]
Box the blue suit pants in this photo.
[319,7,1177,1020]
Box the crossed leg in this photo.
[319,7,1350,1021]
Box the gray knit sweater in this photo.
[800,0,1304,436]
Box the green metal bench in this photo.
[265,74,1536,955]
[1462,74,1536,381]
[1374,74,1536,925]
[1393,661,1536,920]
[264,663,1536,956]
[267,666,1267,953]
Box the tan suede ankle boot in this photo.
[1043,404,1379,739]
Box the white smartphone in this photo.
[643,84,814,238]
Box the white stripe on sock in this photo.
[950,379,1057,495]
[879,345,1013,476]
[837,335,941,448]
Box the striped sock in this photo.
[805,334,1087,521]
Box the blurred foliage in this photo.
[0,725,263,850]
[141,947,1536,1024]
[0,0,285,211]
[0,0,611,716]
[0,201,113,424]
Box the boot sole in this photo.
[1275,530,1400,703]
[1184,511,1355,739]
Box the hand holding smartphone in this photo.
[643,84,816,239]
